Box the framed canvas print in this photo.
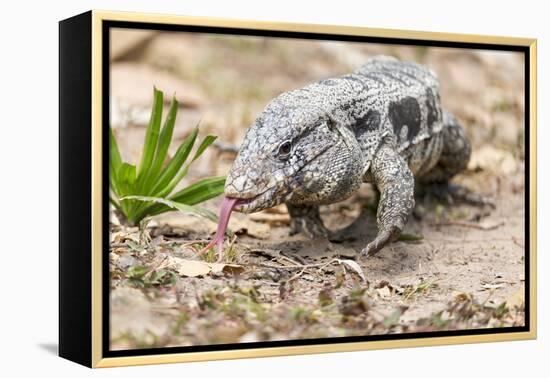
[59,10,537,368]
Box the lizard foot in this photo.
[287,203,329,239]
[361,225,400,258]
[423,183,495,208]
[289,216,329,239]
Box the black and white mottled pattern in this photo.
[225,56,473,256]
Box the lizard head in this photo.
[224,91,364,213]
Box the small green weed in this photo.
[109,87,225,226]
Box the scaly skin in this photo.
[224,56,476,257]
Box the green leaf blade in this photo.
[117,163,137,195]
[121,195,218,223]
[142,96,179,193]
[170,176,226,205]
[159,134,218,197]
[191,135,217,163]
[109,127,123,195]
[143,176,225,217]
[151,127,198,195]
[137,88,164,184]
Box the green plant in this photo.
[110,87,225,225]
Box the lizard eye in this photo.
[277,140,292,159]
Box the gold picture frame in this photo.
[59,10,537,368]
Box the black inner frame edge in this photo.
[101,19,531,359]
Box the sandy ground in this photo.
[108,29,526,349]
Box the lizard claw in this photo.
[425,183,495,209]
[289,217,328,239]
[361,226,400,258]
[361,239,385,258]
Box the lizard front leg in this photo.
[286,203,328,239]
[363,142,415,257]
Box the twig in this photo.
[246,248,282,259]
[176,239,212,245]
[110,243,128,249]
[317,258,338,273]
[258,260,336,270]
[286,268,307,283]
[278,254,306,267]
[430,220,505,230]
[143,256,168,279]
[247,248,305,267]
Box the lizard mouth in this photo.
[201,189,276,258]
[228,187,275,213]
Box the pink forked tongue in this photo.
[200,197,239,259]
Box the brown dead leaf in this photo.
[111,229,141,244]
[168,256,244,277]
[210,263,245,276]
[171,258,212,277]
[336,259,366,284]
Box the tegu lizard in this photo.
[207,56,487,258]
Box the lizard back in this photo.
[283,56,446,175]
